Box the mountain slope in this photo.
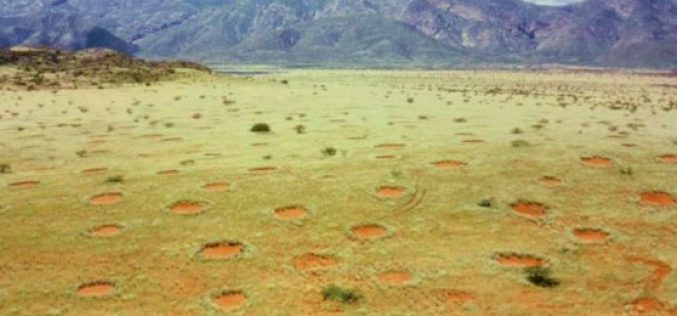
[0,0,675,67]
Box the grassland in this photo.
[0,69,675,315]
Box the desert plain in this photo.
[0,68,675,315]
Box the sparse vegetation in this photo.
[322,285,361,304]
[250,123,271,133]
[322,147,337,157]
[0,163,11,174]
[104,176,124,184]
[525,267,560,288]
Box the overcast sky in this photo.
[523,0,584,5]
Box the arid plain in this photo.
[0,69,675,315]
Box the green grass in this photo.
[322,285,361,304]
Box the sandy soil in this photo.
[0,69,675,315]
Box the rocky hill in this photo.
[0,0,675,67]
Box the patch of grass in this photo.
[294,124,306,134]
[322,147,337,157]
[454,118,467,123]
[525,267,560,288]
[0,163,11,174]
[511,128,523,134]
[250,123,271,133]
[620,167,633,176]
[104,175,124,184]
[477,198,495,208]
[322,285,361,304]
[511,140,531,148]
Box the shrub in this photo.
[250,123,271,133]
[0,163,11,174]
[525,267,560,288]
[322,147,337,157]
[322,285,361,304]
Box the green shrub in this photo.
[322,285,361,304]
[250,123,271,133]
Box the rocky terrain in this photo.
[0,47,210,90]
[0,0,676,67]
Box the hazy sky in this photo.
[523,0,584,5]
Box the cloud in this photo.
[522,0,584,6]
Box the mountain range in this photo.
[1,0,676,67]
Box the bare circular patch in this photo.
[494,253,546,268]
[442,290,476,304]
[510,201,548,219]
[9,180,39,188]
[350,224,388,240]
[90,193,123,206]
[537,176,562,187]
[249,166,277,175]
[378,271,412,285]
[640,191,675,207]
[572,228,610,243]
[213,291,247,311]
[293,253,339,272]
[432,160,467,169]
[89,224,123,237]
[657,154,677,164]
[78,281,115,297]
[581,156,613,167]
[375,143,405,150]
[200,241,244,260]
[81,168,108,175]
[274,205,308,220]
[169,201,207,215]
[376,186,406,199]
[202,182,230,192]
[630,298,663,314]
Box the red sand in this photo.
[201,242,244,259]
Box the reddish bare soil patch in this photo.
[213,291,247,310]
[170,201,207,215]
[378,271,412,285]
[78,281,115,297]
[81,167,108,175]
[351,224,388,240]
[90,193,122,206]
[510,201,548,219]
[626,256,672,290]
[200,241,244,260]
[658,154,677,164]
[640,191,675,207]
[432,160,467,169]
[249,166,277,175]
[202,182,230,192]
[572,228,610,243]
[89,225,123,237]
[293,253,339,272]
[538,176,562,187]
[375,143,405,150]
[9,180,39,188]
[376,186,406,198]
[157,169,179,176]
[495,253,546,267]
[274,205,308,220]
[630,298,663,314]
[581,156,613,167]
[442,290,476,304]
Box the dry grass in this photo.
[0,69,675,315]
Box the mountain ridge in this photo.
[0,0,675,67]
